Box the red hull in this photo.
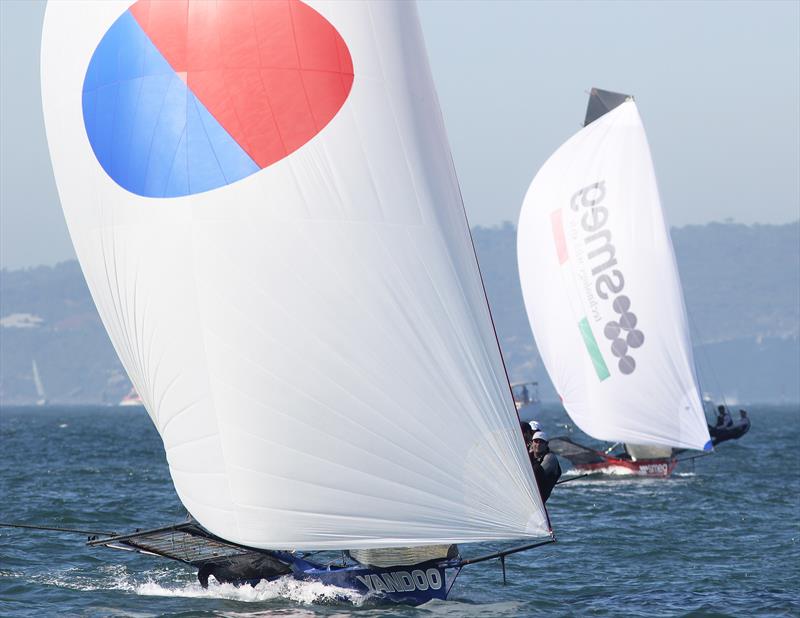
[574,455,677,478]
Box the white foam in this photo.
[28,564,138,592]
[18,562,369,606]
[135,575,368,606]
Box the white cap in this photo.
[532,430,548,442]
[528,421,541,432]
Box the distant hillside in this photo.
[472,221,800,403]
[671,223,799,343]
[0,261,128,405]
[1,222,798,404]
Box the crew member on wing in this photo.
[738,409,751,429]
[528,430,561,503]
[715,405,733,428]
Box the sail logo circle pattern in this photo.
[603,295,644,375]
[82,0,354,198]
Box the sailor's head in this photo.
[531,430,549,455]
[520,421,534,447]
[717,405,726,414]
[739,409,748,418]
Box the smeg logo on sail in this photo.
[550,181,645,380]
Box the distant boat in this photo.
[32,360,47,407]
[511,381,542,423]
[517,88,712,477]
[118,388,143,407]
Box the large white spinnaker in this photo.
[517,89,711,452]
[42,0,548,550]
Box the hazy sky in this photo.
[1,0,798,269]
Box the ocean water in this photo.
[1,405,798,617]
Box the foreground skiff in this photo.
[23,0,554,604]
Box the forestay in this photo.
[41,0,548,549]
[517,92,711,452]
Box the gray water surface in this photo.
[1,405,798,617]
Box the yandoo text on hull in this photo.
[40,0,553,605]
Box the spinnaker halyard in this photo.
[517,88,712,477]
[38,0,551,603]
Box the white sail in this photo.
[517,95,711,452]
[41,0,548,550]
[32,360,47,404]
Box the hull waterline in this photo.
[573,456,677,478]
[550,436,678,478]
[283,556,454,605]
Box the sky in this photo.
[1,0,798,270]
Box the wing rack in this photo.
[87,522,266,566]
[548,437,608,466]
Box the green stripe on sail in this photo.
[578,318,610,381]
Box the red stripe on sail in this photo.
[551,209,568,264]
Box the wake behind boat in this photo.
[517,88,714,478]
[35,0,552,605]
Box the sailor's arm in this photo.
[539,453,561,481]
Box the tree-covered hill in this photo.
[1,222,797,404]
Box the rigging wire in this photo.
[687,310,729,413]
[0,522,116,536]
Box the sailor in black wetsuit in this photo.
[737,409,751,432]
[528,430,561,503]
[715,405,733,428]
